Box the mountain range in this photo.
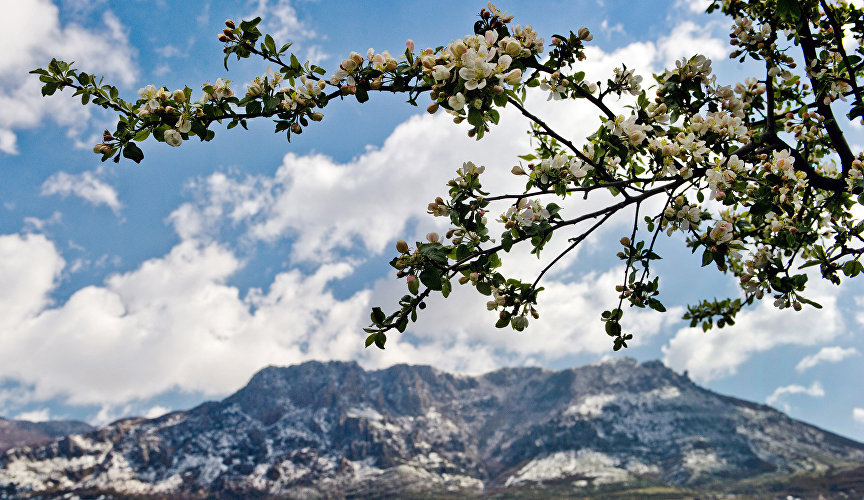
[0,358,862,498]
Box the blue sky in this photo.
[1,0,863,441]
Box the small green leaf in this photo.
[371,306,386,325]
[419,268,443,291]
[701,249,713,267]
[122,143,144,163]
[355,87,369,103]
[374,332,387,349]
[264,34,276,54]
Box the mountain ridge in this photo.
[1,358,862,498]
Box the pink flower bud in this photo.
[396,240,409,254]
[426,232,439,243]
[406,39,415,52]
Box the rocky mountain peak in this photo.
[1,359,861,499]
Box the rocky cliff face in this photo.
[1,359,862,498]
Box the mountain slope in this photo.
[0,418,93,454]
[0,359,861,498]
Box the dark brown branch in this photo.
[819,0,864,110]
[797,14,856,171]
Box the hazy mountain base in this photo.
[1,360,863,499]
[4,466,863,500]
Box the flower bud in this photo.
[407,275,417,285]
[103,130,114,142]
[173,89,186,103]
[164,129,183,147]
[427,102,440,114]
[369,77,382,90]
[396,240,409,254]
[620,237,630,247]
[225,19,236,29]
[426,232,439,243]
[218,34,229,43]
[165,106,176,115]
[309,112,324,121]
[459,276,470,285]
[93,143,105,154]
[577,27,593,41]
[793,300,802,311]
[406,39,415,52]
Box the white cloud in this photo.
[0,0,138,153]
[0,129,17,155]
[662,279,844,382]
[0,233,373,405]
[656,21,727,67]
[23,212,63,232]
[14,408,51,423]
[674,0,712,13]
[599,19,625,37]
[854,408,864,425]
[766,381,825,412]
[796,346,860,372]
[41,169,123,213]
[144,405,170,419]
[248,0,316,42]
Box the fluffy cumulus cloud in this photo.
[0,0,138,154]
[246,0,327,61]
[41,168,123,213]
[0,233,373,405]
[796,346,860,372]
[662,280,844,382]
[765,381,825,412]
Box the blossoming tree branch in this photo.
[34,1,864,350]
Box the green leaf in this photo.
[467,108,484,127]
[797,296,823,309]
[122,143,144,163]
[371,306,386,325]
[701,249,713,267]
[355,87,369,103]
[374,332,387,349]
[441,279,452,298]
[419,268,443,291]
[134,129,150,141]
[264,34,276,54]
[419,242,450,263]
[501,233,514,252]
[495,312,511,328]
[648,298,666,312]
